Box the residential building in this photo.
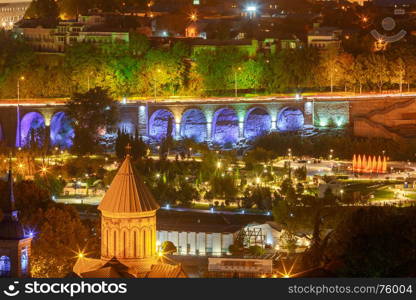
[207,257,273,277]
[0,0,30,29]
[14,15,130,52]
[307,24,342,49]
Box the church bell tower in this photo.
[98,153,160,270]
[0,165,32,277]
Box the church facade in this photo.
[73,154,186,278]
[0,166,32,278]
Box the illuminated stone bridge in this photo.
[1,94,416,148]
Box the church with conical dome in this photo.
[0,164,32,278]
[73,154,186,278]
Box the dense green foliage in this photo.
[3,29,416,99]
[66,87,119,154]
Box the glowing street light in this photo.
[189,12,197,22]
[16,76,25,148]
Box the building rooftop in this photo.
[98,155,160,214]
[157,210,273,233]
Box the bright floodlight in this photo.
[246,5,257,12]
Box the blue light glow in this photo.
[244,107,271,139]
[18,112,45,147]
[50,112,74,149]
[212,108,239,145]
[180,109,207,142]
[149,109,175,141]
[277,107,304,131]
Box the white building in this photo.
[307,25,342,49]
[14,15,129,52]
[207,257,273,277]
[0,0,31,29]
[156,221,311,257]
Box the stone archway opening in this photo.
[277,107,304,131]
[18,112,45,147]
[149,109,175,141]
[50,112,75,149]
[180,109,207,142]
[212,108,239,145]
[244,107,271,139]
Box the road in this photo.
[55,196,271,216]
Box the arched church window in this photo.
[21,248,28,276]
[0,255,11,277]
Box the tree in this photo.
[293,165,307,181]
[192,47,245,94]
[351,55,369,93]
[66,87,119,154]
[141,48,186,96]
[392,57,406,93]
[24,205,90,278]
[0,32,34,98]
[160,241,177,254]
[323,208,416,277]
[25,0,59,26]
[247,245,265,257]
[243,186,273,209]
[318,46,341,93]
[366,53,390,92]
[269,48,319,92]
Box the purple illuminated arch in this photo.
[149,109,175,141]
[180,108,207,142]
[50,112,74,149]
[212,107,238,145]
[18,112,45,147]
[244,107,271,139]
[118,121,135,135]
[277,107,304,131]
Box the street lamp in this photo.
[16,76,25,148]
[154,68,161,99]
[189,12,197,22]
[234,66,242,98]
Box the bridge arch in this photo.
[118,121,135,135]
[277,107,304,132]
[50,111,74,149]
[180,108,207,142]
[18,111,46,147]
[212,107,239,145]
[149,109,175,141]
[244,106,271,139]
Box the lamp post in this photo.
[154,68,161,99]
[288,148,292,179]
[234,67,241,98]
[16,76,25,148]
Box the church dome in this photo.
[98,155,160,214]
